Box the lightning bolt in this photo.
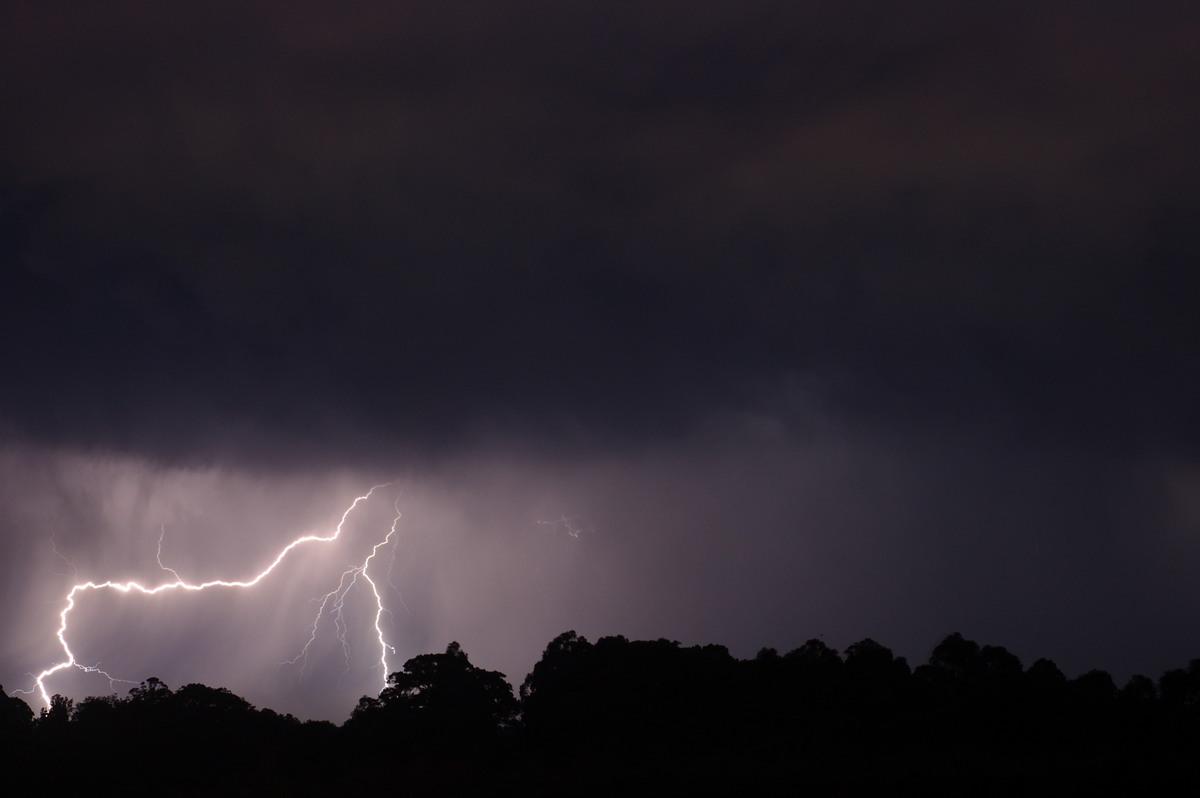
[49,533,71,577]
[156,525,183,583]
[279,498,404,689]
[25,483,405,709]
[362,502,404,681]
[537,515,592,539]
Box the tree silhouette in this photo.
[519,630,596,742]
[0,685,33,733]
[350,642,517,749]
[128,676,171,705]
[72,693,121,728]
[1159,659,1200,710]
[522,632,742,755]
[171,683,255,717]
[844,638,908,682]
[785,638,843,676]
[1024,657,1067,696]
[37,694,74,729]
[13,631,1200,792]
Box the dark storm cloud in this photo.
[3,1,1200,465]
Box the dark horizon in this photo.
[9,629,1200,794]
[10,625,1200,724]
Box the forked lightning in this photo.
[24,483,403,708]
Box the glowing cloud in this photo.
[24,483,403,709]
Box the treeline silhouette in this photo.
[5,632,1200,794]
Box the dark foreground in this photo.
[4,632,1199,795]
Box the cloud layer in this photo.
[4,2,1199,462]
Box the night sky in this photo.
[4,1,1200,721]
